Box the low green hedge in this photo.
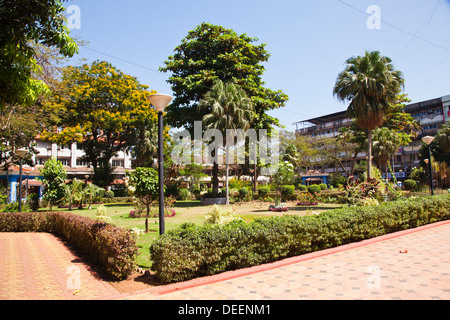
[150,195,450,284]
[0,212,138,281]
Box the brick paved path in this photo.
[0,233,119,300]
[112,221,450,300]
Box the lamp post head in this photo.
[422,136,435,146]
[16,148,28,158]
[147,93,173,113]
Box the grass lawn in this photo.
[42,200,342,269]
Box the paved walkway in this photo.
[1,221,449,300]
[111,220,450,300]
[0,233,120,300]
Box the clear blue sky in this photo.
[66,0,450,132]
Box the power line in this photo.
[395,0,442,63]
[80,44,165,75]
[336,0,450,55]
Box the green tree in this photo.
[333,51,404,179]
[199,80,255,204]
[43,61,159,187]
[372,127,403,178]
[429,125,450,166]
[272,161,295,205]
[0,0,78,107]
[160,23,288,133]
[38,158,67,210]
[126,167,161,233]
[61,178,84,211]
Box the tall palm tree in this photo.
[333,50,404,179]
[199,80,255,205]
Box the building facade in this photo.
[293,95,449,179]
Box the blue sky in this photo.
[66,0,450,132]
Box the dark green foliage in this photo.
[150,195,450,284]
[307,184,321,194]
[403,179,417,191]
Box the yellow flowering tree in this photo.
[44,61,159,187]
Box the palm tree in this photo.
[84,183,105,209]
[199,80,255,205]
[62,178,84,211]
[333,50,404,179]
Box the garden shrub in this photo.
[403,179,417,191]
[258,186,270,198]
[281,185,295,201]
[297,185,307,192]
[238,187,249,199]
[178,188,190,201]
[150,195,450,284]
[203,205,242,225]
[319,183,328,190]
[104,190,115,198]
[0,212,138,280]
[307,184,321,195]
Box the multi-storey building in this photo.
[1,138,133,203]
[293,95,449,179]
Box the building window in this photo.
[76,159,90,167]
[35,157,48,165]
[59,158,70,166]
[112,159,124,168]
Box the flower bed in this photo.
[0,212,138,280]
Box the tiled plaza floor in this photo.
[112,220,450,300]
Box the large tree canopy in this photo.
[160,23,288,133]
[0,0,78,107]
[43,60,160,186]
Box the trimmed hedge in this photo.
[0,212,138,280]
[150,195,450,284]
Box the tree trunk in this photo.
[367,130,373,180]
[212,162,219,197]
[225,145,230,205]
[145,203,150,233]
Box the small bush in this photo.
[404,179,417,191]
[308,184,321,194]
[104,190,115,198]
[297,185,307,192]
[178,188,190,201]
[319,183,328,190]
[281,185,295,201]
[258,186,270,198]
[238,187,249,199]
[203,205,242,225]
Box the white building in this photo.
[33,138,133,185]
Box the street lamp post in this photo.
[16,149,28,212]
[147,93,173,235]
[422,136,435,196]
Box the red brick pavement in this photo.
[0,232,119,300]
